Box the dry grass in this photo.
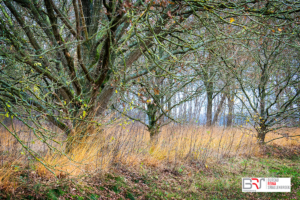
[0,123,299,191]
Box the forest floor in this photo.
[0,144,299,200]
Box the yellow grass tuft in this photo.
[1,124,299,182]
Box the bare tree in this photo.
[227,38,300,144]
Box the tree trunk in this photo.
[227,94,234,127]
[257,132,266,144]
[64,85,115,154]
[95,85,116,116]
[147,104,160,142]
[206,84,213,126]
[258,64,268,144]
[212,93,226,126]
[257,122,267,145]
[149,126,160,139]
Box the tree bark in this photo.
[227,94,234,127]
[206,82,213,126]
[212,93,226,126]
[258,64,267,145]
[147,104,160,142]
[257,122,267,145]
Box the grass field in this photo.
[0,124,299,199]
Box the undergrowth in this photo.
[0,126,299,199]
[0,155,299,199]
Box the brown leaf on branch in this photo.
[124,0,132,8]
[167,11,172,19]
